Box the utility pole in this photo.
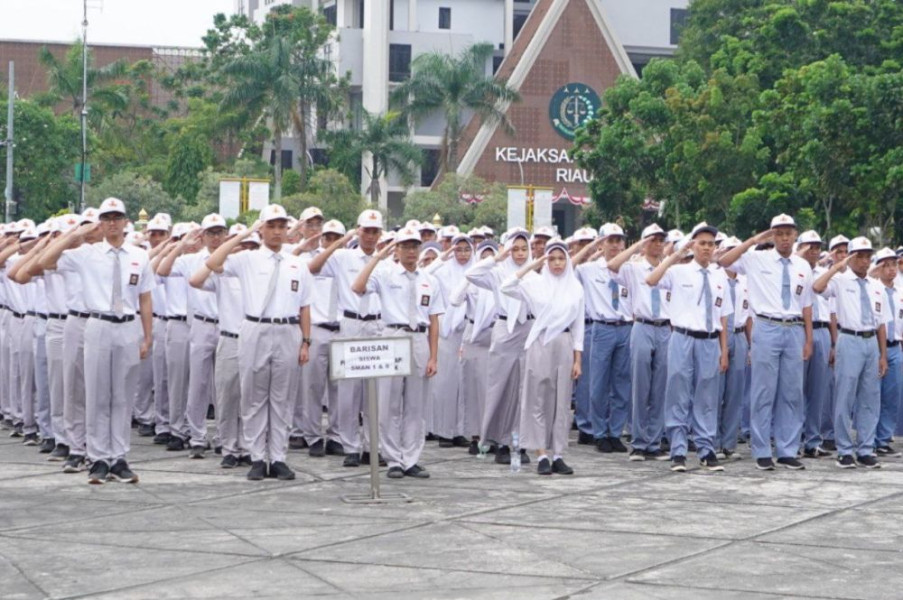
[79,0,89,212]
[4,61,13,223]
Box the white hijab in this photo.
[521,240,584,348]
[496,231,533,333]
[438,235,474,338]
[469,244,499,342]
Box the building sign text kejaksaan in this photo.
[494,147,593,184]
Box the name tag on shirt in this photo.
[291,280,298,292]
[795,285,803,296]
[715,297,722,307]
[420,294,431,306]
[743,299,749,309]
[875,302,882,313]
[620,288,628,298]
[129,274,139,286]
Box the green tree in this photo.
[0,97,81,220]
[391,43,520,174]
[325,110,422,206]
[36,41,130,120]
[163,131,214,203]
[85,171,179,221]
[401,174,506,231]
[280,169,366,227]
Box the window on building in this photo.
[439,7,451,29]
[390,0,395,30]
[389,44,412,82]
[492,55,503,74]
[309,148,329,168]
[513,13,529,40]
[358,0,365,28]
[323,5,337,26]
[670,9,689,45]
[270,149,293,171]
[420,149,441,187]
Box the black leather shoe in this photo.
[247,460,267,480]
[166,437,186,451]
[437,437,454,448]
[189,446,205,459]
[519,449,531,464]
[325,440,345,456]
[237,455,253,466]
[289,436,308,450]
[49,443,70,461]
[387,466,405,479]
[404,464,430,478]
[269,461,296,480]
[360,452,387,466]
[452,436,469,448]
[596,437,612,453]
[343,453,361,467]
[308,439,325,457]
[468,440,480,455]
[137,423,155,437]
[39,437,55,453]
[552,458,573,475]
[537,457,552,475]
[220,455,238,469]
[494,445,511,464]
[153,432,172,445]
[609,436,628,453]
[577,431,594,445]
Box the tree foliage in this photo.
[85,171,179,221]
[280,169,367,227]
[402,175,507,233]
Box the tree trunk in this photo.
[297,104,309,192]
[273,130,283,202]
[370,154,380,206]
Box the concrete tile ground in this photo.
[2,427,903,599]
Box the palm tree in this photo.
[325,110,423,206]
[37,42,130,122]
[391,43,520,175]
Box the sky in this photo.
[0,0,236,48]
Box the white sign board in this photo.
[219,181,241,220]
[330,337,413,380]
[533,188,554,230]
[507,187,527,230]
[248,181,270,212]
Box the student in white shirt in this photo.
[870,248,902,458]
[204,205,313,481]
[502,239,584,475]
[813,237,888,468]
[648,222,731,472]
[351,226,442,478]
[41,197,155,484]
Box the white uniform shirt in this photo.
[575,258,631,322]
[876,280,903,343]
[365,263,444,326]
[43,271,69,315]
[5,254,36,314]
[163,271,189,317]
[612,258,669,321]
[658,261,733,332]
[57,240,155,315]
[724,273,751,330]
[320,248,382,317]
[222,246,313,319]
[299,248,339,325]
[32,279,49,315]
[730,249,813,318]
[199,274,243,335]
[820,271,885,333]
[151,273,168,318]
[810,265,832,323]
[172,249,218,319]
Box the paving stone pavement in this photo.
[1,426,903,600]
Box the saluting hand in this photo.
[299,233,321,253]
[377,241,397,260]
[495,245,511,263]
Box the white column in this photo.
[362,0,390,209]
[408,0,418,31]
[504,0,514,55]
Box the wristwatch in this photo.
[302,337,312,346]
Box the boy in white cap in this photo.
[291,217,346,457]
[307,209,385,467]
[607,223,671,460]
[40,197,155,484]
[870,248,903,458]
[351,226,442,478]
[813,237,887,468]
[572,223,632,454]
[144,215,172,443]
[647,222,732,472]
[718,214,814,471]
[159,213,227,458]
[796,230,835,458]
[204,205,313,480]
[823,234,850,449]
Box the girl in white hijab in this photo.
[501,239,584,475]
[426,234,474,447]
[466,229,535,466]
[450,240,500,454]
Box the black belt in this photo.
[388,323,427,333]
[194,315,219,325]
[26,311,47,320]
[813,322,830,330]
[68,310,91,319]
[888,340,900,348]
[89,313,136,323]
[316,323,340,332]
[220,331,239,339]
[756,314,802,325]
[11,311,25,319]
[168,315,188,322]
[635,318,670,327]
[840,328,876,339]
[245,315,299,325]
[587,319,631,327]
[733,326,746,334]
[498,314,535,321]
[0,304,6,310]
[343,310,380,321]
[674,326,719,340]
[47,313,67,320]
[153,313,167,320]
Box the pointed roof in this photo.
[453,0,637,190]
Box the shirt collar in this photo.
[102,239,126,254]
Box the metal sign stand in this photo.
[331,336,413,504]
